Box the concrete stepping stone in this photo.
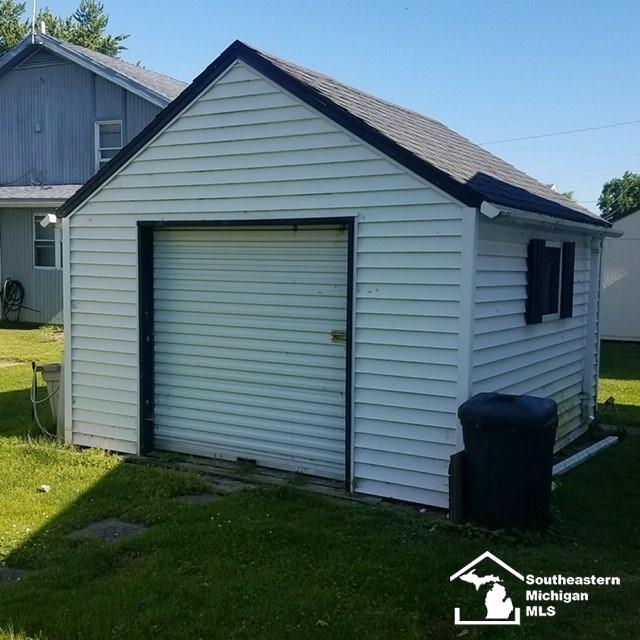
[70,518,146,542]
[0,566,31,582]
[174,493,223,504]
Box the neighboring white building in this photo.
[56,41,616,509]
[601,209,640,342]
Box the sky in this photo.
[45,0,640,212]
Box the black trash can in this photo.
[458,392,557,531]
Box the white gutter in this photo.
[480,201,623,238]
[0,199,66,208]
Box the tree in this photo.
[0,0,128,57]
[598,171,640,221]
[561,190,576,202]
[0,1,28,55]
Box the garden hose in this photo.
[30,362,60,438]
[1,278,38,323]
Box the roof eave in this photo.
[0,198,68,207]
[480,201,620,237]
[0,36,37,79]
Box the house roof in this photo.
[603,208,640,223]
[0,184,81,206]
[0,34,187,106]
[57,40,610,228]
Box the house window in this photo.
[95,120,123,171]
[542,243,562,318]
[33,214,62,269]
[526,239,575,324]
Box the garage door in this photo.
[152,225,349,480]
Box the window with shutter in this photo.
[526,239,575,324]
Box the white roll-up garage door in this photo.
[153,225,349,480]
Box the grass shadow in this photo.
[599,341,640,380]
[0,435,640,639]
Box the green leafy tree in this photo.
[0,0,127,57]
[0,0,28,55]
[561,190,576,202]
[65,1,128,56]
[598,171,640,221]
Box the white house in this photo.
[56,41,616,509]
[601,209,640,342]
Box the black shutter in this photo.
[560,242,576,318]
[526,239,546,324]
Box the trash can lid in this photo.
[458,392,557,430]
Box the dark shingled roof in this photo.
[57,40,609,227]
[257,48,607,227]
[57,39,187,102]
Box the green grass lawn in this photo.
[598,341,640,427]
[0,325,63,438]
[0,327,639,639]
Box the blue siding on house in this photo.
[0,48,163,186]
[126,92,162,142]
[0,46,164,324]
[0,209,63,323]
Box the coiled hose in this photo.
[1,278,25,322]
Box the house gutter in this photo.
[0,199,67,208]
[480,201,623,237]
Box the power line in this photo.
[480,119,640,145]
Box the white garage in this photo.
[151,224,350,479]
[58,40,616,509]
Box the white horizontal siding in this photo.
[601,212,640,341]
[67,60,465,507]
[471,218,598,446]
[352,207,461,508]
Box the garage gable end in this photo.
[68,59,459,216]
[66,56,466,509]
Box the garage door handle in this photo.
[331,329,346,344]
